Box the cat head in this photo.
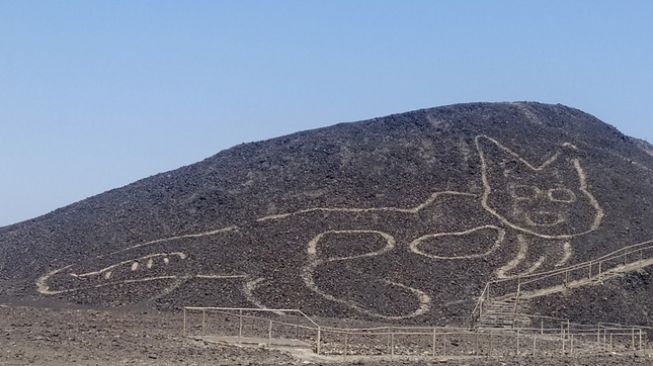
[475,135,604,239]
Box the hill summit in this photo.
[2,102,653,325]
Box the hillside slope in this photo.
[1,102,652,324]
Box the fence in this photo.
[471,239,653,326]
[182,307,650,358]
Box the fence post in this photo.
[344,331,349,357]
[516,328,520,355]
[610,333,613,351]
[182,307,187,337]
[202,309,206,336]
[386,334,391,355]
[475,330,480,356]
[391,332,395,357]
[570,334,574,354]
[238,309,243,344]
[489,331,493,357]
[639,329,643,350]
[268,320,272,347]
[444,333,448,355]
[632,328,636,350]
[598,261,602,281]
[561,323,565,355]
[514,278,521,317]
[432,328,436,357]
[541,319,544,335]
[532,333,536,355]
[588,261,592,279]
[487,283,491,302]
[316,326,321,355]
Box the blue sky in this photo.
[1,1,652,226]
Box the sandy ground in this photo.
[0,304,651,366]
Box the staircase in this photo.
[477,297,532,329]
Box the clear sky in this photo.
[1,1,652,226]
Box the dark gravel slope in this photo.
[1,102,652,325]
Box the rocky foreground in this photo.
[1,304,650,365]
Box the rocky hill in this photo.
[1,102,652,325]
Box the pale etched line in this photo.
[195,274,247,279]
[36,265,73,295]
[512,102,543,126]
[513,256,546,277]
[555,242,573,267]
[573,159,605,232]
[306,230,395,259]
[496,235,528,279]
[517,257,653,300]
[110,226,239,254]
[73,252,187,278]
[476,135,604,239]
[302,230,431,319]
[477,135,561,172]
[36,264,245,295]
[257,191,476,223]
[409,225,505,260]
[243,277,285,315]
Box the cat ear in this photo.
[475,135,575,173]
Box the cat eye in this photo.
[509,185,540,199]
[547,188,576,203]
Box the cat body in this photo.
[36,135,605,320]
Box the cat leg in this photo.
[502,237,573,278]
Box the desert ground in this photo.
[1,303,650,366]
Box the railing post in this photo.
[541,319,544,335]
[268,320,272,347]
[202,309,206,336]
[316,326,321,355]
[513,278,521,317]
[432,328,436,357]
[238,309,243,344]
[598,261,602,281]
[639,329,643,350]
[532,333,536,355]
[182,307,187,337]
[487,283,491,302]
[588,261,592,279]
[632,327,636,350]
[561,323,565,355]
[489,330,493,357]
[516,328,520,355]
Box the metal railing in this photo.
[471,239,653,326]
[182,307,650,357]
